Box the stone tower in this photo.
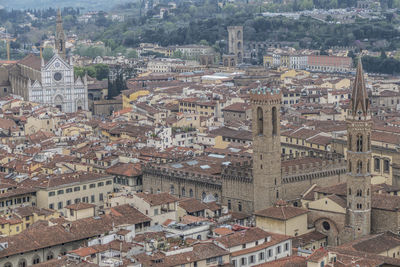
[346,58,372,240]
[55,9,66,60]
[251,86,282,211]
[228,26,243,64]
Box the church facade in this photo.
[28,54,88,113]
[9,10,88,113]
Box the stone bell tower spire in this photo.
[55,9,66,60]
[346,57,372,241]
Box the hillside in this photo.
[0,0,132,11]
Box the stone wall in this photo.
[308,210,346,246]
[371,208,400,234]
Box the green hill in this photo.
[0,0,131,11]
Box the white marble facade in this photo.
[28,54,88,113]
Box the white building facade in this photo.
[28,54,88,113]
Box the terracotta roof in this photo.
[215,227,271,248]
[255,255,307,267]
[213,227,234,236]
[134,242,229,266]
[327,194,347,208]
[135,192,179,206]
[340,231,400,254]
[372,193,400,211]
[65,202,96,211]
[69,246,97,257]
[106,162,142,177]
[18,54,43,71]
[254,205,308,220]
[222,102,250,112]
[292,231,327,248]
[178,198,208,213]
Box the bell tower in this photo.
[55,9,66,60]
[251,86,282,211]
[346,58,372,240]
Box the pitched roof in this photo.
[254,204,308,220]
[18,54,43,71]
[65,202,96,211]
[371,193,400,211]
[135,192,179,206]
[106,162,142,177]
[178,198,208,213]
[340,231,400,254]
[215,227,271,248]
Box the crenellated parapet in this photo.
[250,86,281,105]
[221,160,253,183]
[143,164,222,186]
[281,158,346,184]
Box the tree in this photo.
[380,49,387,59]
[94,64,109,80]
[199,39,209,46]
[42,47,54,61]
[74,66,86,78]
[126,50,138,59]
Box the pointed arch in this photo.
[348,134,352,151]
[272,106,278,136]
[357,160,363,174]
[356,134,363,152]
[257,107,263,135]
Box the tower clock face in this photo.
[54,72,62,81]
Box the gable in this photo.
[43,54,71,71]
[308,196,346,214]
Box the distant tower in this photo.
[228,26,243,64]
[346,58,372,240]
[251,86,282,211]
[55,9,66,60]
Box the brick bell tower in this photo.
[251,86,282,211]
[55,9,66,60]
[346,58,372,240]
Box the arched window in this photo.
[356,189,362,197]
[367,160,370,173]
[46,252,54,261]
[197,235,201,240]
[181,187,186,197]
[367,134,370,150]
[202,192,206,201]
[348,134,352,151]
[349,161,352,172]
[170,185,175,194]
[32,255,40,265]
[276,190,279,199]
[357,161,362,174]
[18,259,27,267]
[4,262,12,267]
[349,188,351,195]
[189,189,194,197]
[228,200,231,210]
[238,202,242,212]
[356,134,363,152]
[272,107,278,136]
[257,107,263,135]
[214,193,219,202]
